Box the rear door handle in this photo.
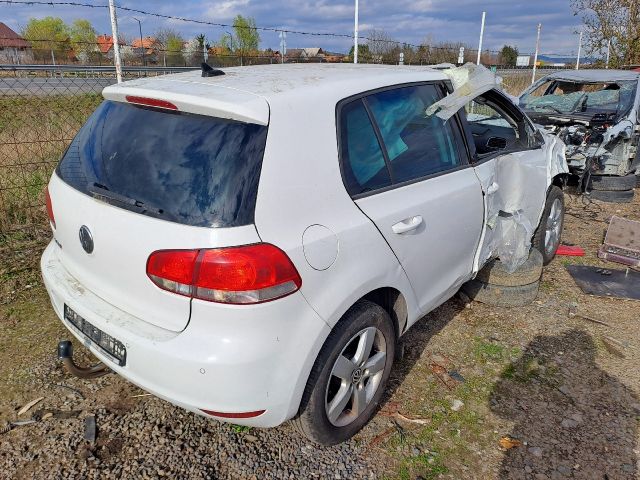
[487,182,500,194]
[392,215,423,234]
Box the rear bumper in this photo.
[41,241,331,427]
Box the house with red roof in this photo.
[0,22,33,64]
[96,34,115,59]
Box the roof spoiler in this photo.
[201,63,225,78]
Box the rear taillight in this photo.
[146,244,302,305]
[45,186,55,229]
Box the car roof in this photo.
[102,63,448,125]
[538,69,640,83]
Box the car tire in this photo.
[293,300,395,446]
[589,189,634,203]
[475,248,543,287]
[532,186,564,265]
[461,279,539,307]
[588,174,637,191]
[635,175,640,189]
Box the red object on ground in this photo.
[556,245,585,256]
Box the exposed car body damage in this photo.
[519,70,640,186]
[428,64,569,271]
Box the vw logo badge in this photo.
[79,225,94,254]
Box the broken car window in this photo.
[520,80,637,116]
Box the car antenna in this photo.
[201,62,225,78]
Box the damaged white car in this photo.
[42,63,567,445]
[520,70,640,202]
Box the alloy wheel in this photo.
[324,326,387,427]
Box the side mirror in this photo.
[486,136,508,151]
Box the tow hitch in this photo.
[57,340,111,379]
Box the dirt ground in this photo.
[1,188,639,479]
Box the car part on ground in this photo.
[293,300,395,445]
[532,186,565,265]
[598,216,640,267]
[556,245,585,257]
[589,189,635,203]
[567,265,640,301]
[461,278,540,307]
[518,70,640,202]
[588,173,637,191]
[475,248,543,287]
[463,248,542,307]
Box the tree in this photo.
[571,0,640,67]
[21,17,70,62]
[499,45,519,67]
[69,19,97,64]
[347,44,371,63]
[365,29,396,63]
[232,15,260,66]
[154,28,184,66]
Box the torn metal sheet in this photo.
[425,63,502,121]
[474,129,568,272]
[567,264,640,301]
[598,216,640,267]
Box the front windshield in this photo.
[520,79,636,116]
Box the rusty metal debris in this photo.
[84,415,97,444]
[598,216,640,268]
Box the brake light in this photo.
[146,244,302,304]
[125,95,178,111]
[45,186,55,229]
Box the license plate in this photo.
[64,304,127,366]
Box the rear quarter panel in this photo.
[253,86,422,330]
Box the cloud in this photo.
[2,0,583,54]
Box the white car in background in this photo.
[42,63,568,445]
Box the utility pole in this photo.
[353,0,359,63]
[279,30,287,64]
[576,30,583,70]
[108,0,122,83]
[476,11,486,65]
[532,23,541,85]
[605,38,611,69]
[133,17,145,67]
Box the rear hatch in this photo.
[48,94,269,332]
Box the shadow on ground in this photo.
[382,299,464,406]
[491,329,639,479]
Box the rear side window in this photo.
[339,99,391,195]
[57,100,268,227]
[365,84,462,184]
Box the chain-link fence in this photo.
[0,65,206,268]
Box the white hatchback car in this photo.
[42,64,568,445]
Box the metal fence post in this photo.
[108,0,123,83]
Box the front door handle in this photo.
[392,215,423,234]
[487,182,500,194]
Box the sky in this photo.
[1,0,585,56]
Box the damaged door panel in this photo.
[442,85,568,273]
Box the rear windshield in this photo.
[56,100,268,227]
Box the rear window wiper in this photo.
[88,183,171,219]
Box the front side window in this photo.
[465,92,533,156]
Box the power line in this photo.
[1,0,582,55]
